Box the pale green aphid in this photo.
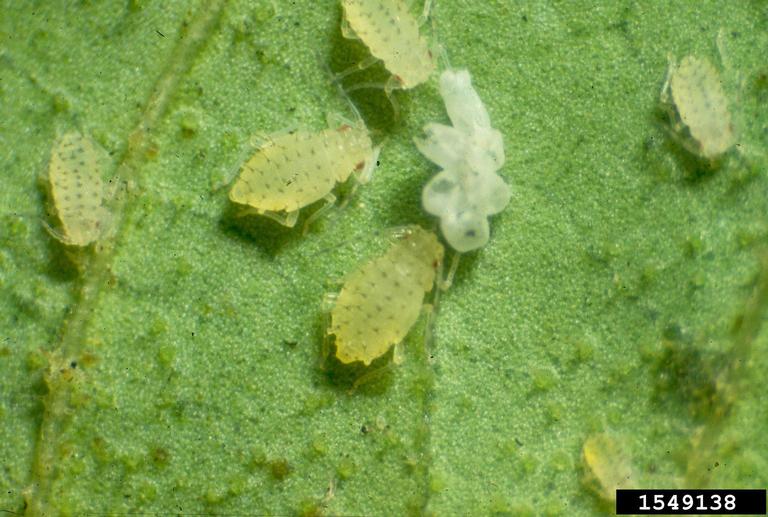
[414,69,510,253]
[582,433,635,503]
[45,131,112,247]
[339,0,436,93]
[327,226,444,366]
[660,55,736,159]
[229,117,380,229]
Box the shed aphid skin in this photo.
[660,54,736,160]
[45,131,113,247]
[415,68,510,254]
[228,114,380,231]
[415,69,505,175]
[327,226,444,366]
[581,433,635,503]
[338,0,437,99]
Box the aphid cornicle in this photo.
[327,226,444,366]
[660,55,736,160]
[45,131,112,247]
[339,0,436,92]
[228,120,380,229]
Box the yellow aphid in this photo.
[229,124,379,228]
[46,131,112,246]
[661,55,735,159]
[340,0,436,91]
[582,433,635,503]
[328,226,444,366]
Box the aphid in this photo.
[581,433,635,503]
[339,0,436,93]
[228,120,380,229]
[660,55,736,159]
[414,69,510,254]
[327,226,444,366]
[45,131,112,246]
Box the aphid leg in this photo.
[440,252,460,291]
[302,192,337,235]
[383,76,403,121]
[349,361,395,394]
[339,16,359,40]
[321,292,339,312]
[41,219,73,246]
[659,55,675,107]
[333,55,380,83]
[384,225,416,241]
[421,302,437,361]
[716,28,734,73]
[259,209,299,228]
[417,0,433,26]
[344,78,402,120]
[325,111,357,130]
[392,341,405,365]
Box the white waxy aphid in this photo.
[582,433,635,503]
[661,55,736,159]
[414,69,510,253]
[340,0,436,92]
[45,131,112,246]
[229,122,379,228]
[328,226,444,366]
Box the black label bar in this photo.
[616,489,766,515]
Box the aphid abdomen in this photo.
[331,258,424,365]
[342,0,434,88]
[48,131,109,246]
[230,132,335,212]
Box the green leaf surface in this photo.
[2,1,767,515]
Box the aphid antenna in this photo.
[342,80,402,121]
[316,50,369,129]
[309,226,412,258]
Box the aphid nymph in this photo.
[337,0,437,107]
[326,226,444,366]
[44,130,113,247]
[229,114,380,231]
[660,54,736,160]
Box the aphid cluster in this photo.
[415,69,510,253]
